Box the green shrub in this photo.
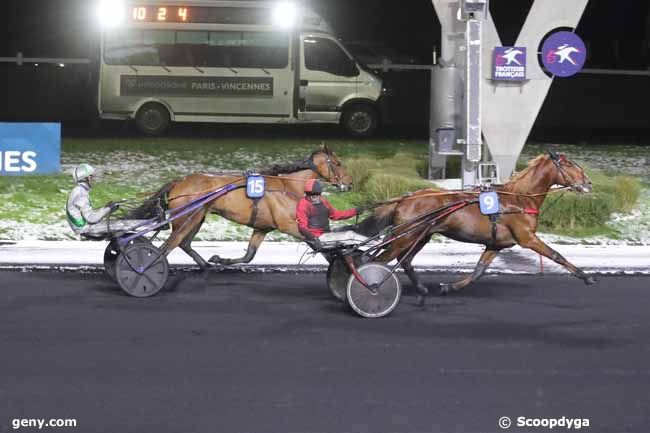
[538,172,641,235]
[540,193,615,231]
[364,173,431,202]
[608,175,640,213]
[343,157,642,237]
[344,153,431,202]
[345,158,381,192]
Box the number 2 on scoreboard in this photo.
[157,7,167,21]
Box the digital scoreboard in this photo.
[131,6,189,22]
[128,5,271,25]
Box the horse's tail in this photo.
[354,204,398,237]
[126,180,177,220]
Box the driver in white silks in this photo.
[66,164,152,238]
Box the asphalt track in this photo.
[1,271,649,433]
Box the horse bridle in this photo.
[549,152,588,191]
[307,151,343,187]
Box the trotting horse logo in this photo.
[541,31,587,77]
[493,47,527,81]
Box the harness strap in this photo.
[248,198,261,227]
[490,214,498,248]
[523,208,540,215]
[265,188,301,200]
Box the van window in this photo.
[304,37,357,76]
[104,30,288,69]
[144,30,188,66]
[104,29,158,65]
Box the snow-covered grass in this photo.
[0,138,648,243]
[0,137,426,241]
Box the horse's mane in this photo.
[501,154,549,192]
[259,148,326,175]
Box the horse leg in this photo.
[440,248,499,294]
[161,208,205,265]
[399,235,432,294]
[375,231,431,305]
[179,214,211,270]
[209,229,269,266]
[518,234,596,285]
[401,258,429,307]
[401,259,428,295]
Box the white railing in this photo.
[0,52,91,66]
[366,59,650,77]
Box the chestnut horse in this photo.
[356,150,595,297]
[133,145,352,269]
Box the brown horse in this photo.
[355,150,595,297]
[134,145,352,269]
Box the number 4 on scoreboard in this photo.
[178,7,188,21]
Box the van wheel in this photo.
[341,104,378,137]
[135,103,170,136]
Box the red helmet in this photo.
[304,179,322,195]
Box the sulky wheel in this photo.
[346,263,401,319]
[326,257,351,302]
[327,254,366,302]
[115,243,169,298]
[104,237,151,282]
[104,239,120,281]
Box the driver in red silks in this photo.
[296,179,367,250]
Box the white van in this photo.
[98,1,384,136]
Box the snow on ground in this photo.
[2,241,649,274]
[2,143,648,243]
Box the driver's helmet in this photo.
[304,179,323,195]
[73,163,96,183]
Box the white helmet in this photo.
[73,163,96,183]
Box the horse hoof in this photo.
[415,295,426,307]
[439,283,451,295]
[208,255,222,265]
[584,276,597,285]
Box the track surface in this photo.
[2,271,649,433]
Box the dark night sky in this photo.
[1,0,649,68]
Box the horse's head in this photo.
[309,144,353,191]
[547,148,592,193]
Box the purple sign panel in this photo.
[541,31,587,77]
[493,47,527,81]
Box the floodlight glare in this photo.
[272,2,298,29]
[97,0,125,28]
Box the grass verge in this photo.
[538,171,641,237]
[0,137,645,241]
